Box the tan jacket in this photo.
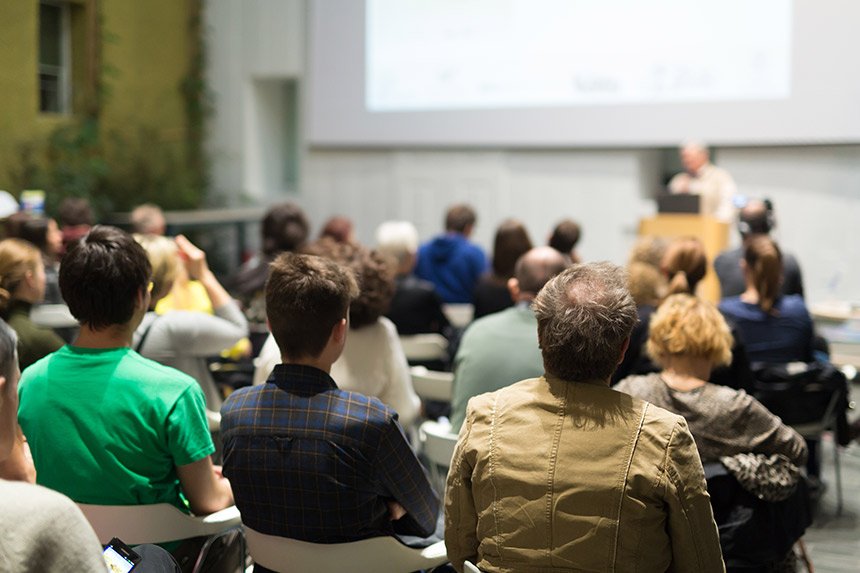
[445,375,724,573]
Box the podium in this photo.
[638,214,730,303]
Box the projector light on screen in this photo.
[366,0,792,112]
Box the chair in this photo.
[77,503,244,573]
[443,303,474,329]
[419,419,459,494]
[410,366,454,402]
[751,361,850,515]
[399,333,449,363]
[243,527,448,573]
[464,561,482,573]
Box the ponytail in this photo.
[744,236,782,314]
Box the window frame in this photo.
[38,0,73,115]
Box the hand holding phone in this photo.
[103,538,141,573]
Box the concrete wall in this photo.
[206,0,860,303]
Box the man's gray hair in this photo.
[376,221,419,265]
[533,262,638,382]
[0,320,18,383]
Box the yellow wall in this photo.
[0,0,194,195]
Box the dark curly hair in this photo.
[304,238,395,329]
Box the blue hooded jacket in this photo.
[415,233,488,304]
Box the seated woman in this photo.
[719,236,815,364]
[134,234,248,415]
[615,294,808,570]
[0,239,64,369]
[472,219,532,319]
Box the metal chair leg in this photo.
[833,439,843,516]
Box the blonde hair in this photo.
[744,236,782,314]
[661,237,707,296]
[134,234,178,304]
[0,239,42,313]
[628,235,669,268]
[627,261,667,307]
[647,294,732,367]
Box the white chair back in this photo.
[399,333,449,362]
[443,303,474,328]
[419,420,459,494]
[464,560,483,573]
[410,366,454,402]
[244,527,448,573]
[77,503,241,545]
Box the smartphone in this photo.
[103,538,141,573]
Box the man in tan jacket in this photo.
[445,262,724,572]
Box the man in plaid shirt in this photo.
[221,253,439,555]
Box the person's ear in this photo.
[332,318,348,345]
[507,277,521,301]
[617,337,632,365]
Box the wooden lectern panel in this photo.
[638,214,730,303]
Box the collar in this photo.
[270,363,339,395]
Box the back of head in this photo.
[661,237,707,296]
[445,204,477,234]
[548,219,582,255]
[515,246,569,295]
[376,221,419,265]
[130,203,166,235]
[628,235,669,268]
[744,235,783,314]
[60,226,152,330]
[305,238,396,329]
[533,262,637,382]
[627,261,667,307]
[135,234,179,304]
[5,212,49,252]
[647,294,732,368]
[0,239,41,314]
[265,252,359,360]
[738,199,774,239]
[262,202,310,257]
[492,219,533,279]
[319,216,354,244]
[58,198,94,228]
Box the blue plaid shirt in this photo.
[221,364,439,543]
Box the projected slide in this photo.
[366,0,791,111]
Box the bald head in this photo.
[739,199,773,237]
[514,246,569,296]
[680,141,710,174]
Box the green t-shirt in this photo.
[18,346,214,510]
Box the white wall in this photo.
[206,0,860,304]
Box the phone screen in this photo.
[103,545,137,573]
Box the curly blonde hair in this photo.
[647,294,732,367]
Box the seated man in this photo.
[450,246,567,431]
[221,253,439,557]
[17,227,232,559]
[445,262,723,572]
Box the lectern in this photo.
[638,214,730,303]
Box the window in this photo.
[39,1,71,113]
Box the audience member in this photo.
[134,234,248,413]
[472,219,532,319]
[0,239,64,369]
[450,247,567,432]
[130,203,167,236]
[319,215,355,244]
[5,212,64,304]
[628,235,669,268]
[57,197,94,256]
[221,253,439,565]
[415,204,488,304]
[445,262,723,572]
[615,295,808,571]
[547,218,582,263]
[17,226,232,562]
[231,202,309,330]
[662,236,708,296]
[668,141,737,221]
[714,199,804,298]
[719,236,814,364]
[376,221,449,336]
[255,239,420,426]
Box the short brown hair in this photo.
[265,252,359,360]
[647,294,732,367]
[305,239,395,329]
[445,204,476,233]
[548,219,582,254]
[533,262,638,382]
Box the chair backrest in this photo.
[751,361,848,433]
[77,503,242,545]
[464,561,483,573]
[244,528,448,573]
[443,303,474,329]
[410,366,454,402]
[419,420,459,495]
[399,333,449,362]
